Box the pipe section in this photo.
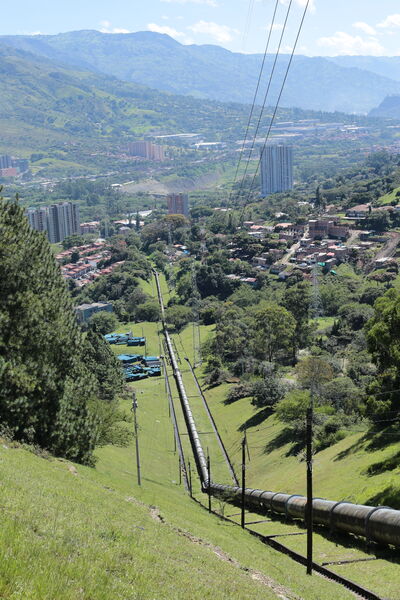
[154,269,400,548]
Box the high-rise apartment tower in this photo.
[167,193,189,217]
[26,202,80,243]
[260,145,293,197]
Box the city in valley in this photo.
[1,3,400,600]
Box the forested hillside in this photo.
[2,30,400,113]
[0,196,127,464]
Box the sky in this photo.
[2,0,400,57]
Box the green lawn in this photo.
[377,186,400,206]
[1,272,399,598]
[0,298,355,600]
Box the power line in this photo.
[234,0,294,206]
[241,0,255,52]
[240,0,311,217]
[229,0,280,204]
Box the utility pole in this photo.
[207,452,211,513]
[306,406,313,575]
[142,326,147,357]
[188,460,193,498]
[241,433,246,528]
[132,391,141,486]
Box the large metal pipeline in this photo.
[209,484,400,547]
[153,269,208,486]
[153,269,400,548]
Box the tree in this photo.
[275,390,310,432]
[88,311,118,335]
[62,234,85,249]
[135,301,161,322]
[252,302,296,362]
[165,305,192,332]
[251,370,286,409]
[82,330,124,444]
[361,210,391,232]
[365,288,400,419]
[338,302,374,331]
[321,377,361,413]
[282,282,311,355]
[0,197,96,464]
[296,356,334,397]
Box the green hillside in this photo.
[0,43,252,164]
[3,30,400,113]
[0,318,353,600]
[2,273,400,598]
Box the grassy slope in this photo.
[377,186,400,205]
[146,274,400,596]
[1,273,399,598]
[165,326,400,598]
[0,279,354,600]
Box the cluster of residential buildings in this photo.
[0,154,29,178]
[55,241,124,287]
[26,201,80,243]
[126,141,165,162]
[243,211,397,280]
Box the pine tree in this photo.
[0,197,96,463]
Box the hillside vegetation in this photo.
[0,43,252,159]
[2,30,400,113]
[0,315,355,600]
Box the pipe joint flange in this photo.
[329,501,352,532]
[365,506,389,544]
[284,494,303,519]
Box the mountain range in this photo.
[1,30,400,114]
[0,42,256,159]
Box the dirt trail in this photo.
[145,502,302,600]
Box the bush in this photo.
[165,305,192,332]
[135,301,161,322]
[315,415,348,452]
[88,311,118,335]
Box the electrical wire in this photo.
[229,0,280,204]
[234,0,294,206]
[241,0,256,52]
[240,0,311,218]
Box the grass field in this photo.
[377,186,400,206]
[0,278,356,599]
[1,272,400,598]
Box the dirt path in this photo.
[145,503,303,600]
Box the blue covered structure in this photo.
[104,332,146,346]
[116,353,161,381]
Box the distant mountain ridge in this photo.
[328,56,400,83]
[369,95,400,119]
[2,30,400,114]
[0,42,253,159]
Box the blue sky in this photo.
[3,0,400,56]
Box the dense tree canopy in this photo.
[0,198,122,464]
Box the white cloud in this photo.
[264,23,284,32]
[188,20,239,43]
[161,0,218,6]
[280,0,316,13]
[317,31,385,56]
[147,22,192,42]
[353,21,376,36]
[378,14,400,29]
[147,23,185,37]
[99,20,130,34]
